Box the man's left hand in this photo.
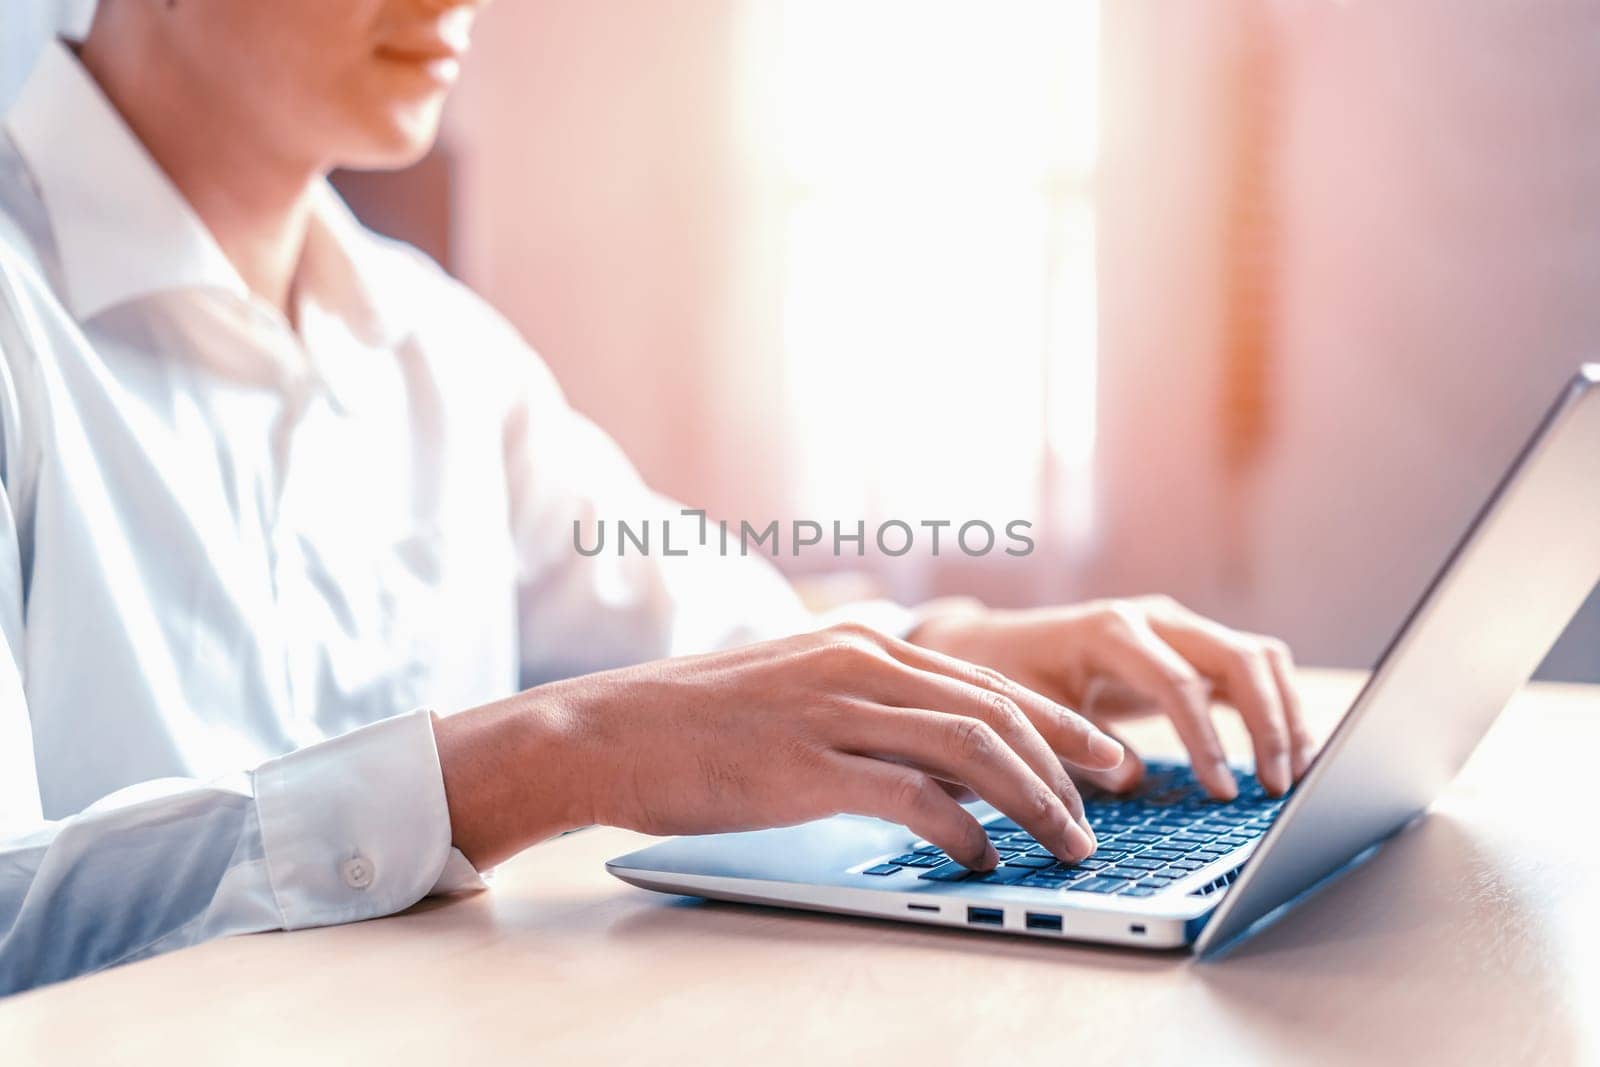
[909,596,1316,800]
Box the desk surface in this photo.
[4,670,1598,1066]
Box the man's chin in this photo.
[336,107,446,172]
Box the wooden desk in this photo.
[3,670,1597,1066]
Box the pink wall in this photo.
[1263,0,1600,675]
[442,1,1600,678]
[445,0,792,521]
[1095,1,1600,677]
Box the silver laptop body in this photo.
[608,366,1600,954]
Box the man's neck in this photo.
[76,25,319,319]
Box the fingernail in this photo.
[1272,755,1292,795]
[1088,732,1124,767]
[1212,760,1238,801]
[1077,816,1098,850]
[1065,820,1096,860]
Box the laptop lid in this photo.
[1194,366,1600,956]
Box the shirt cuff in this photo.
[253,709,483,930]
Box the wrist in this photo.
[907,599,994,661]
[432,687,594,868]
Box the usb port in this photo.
[1025,912,1063,933]
[966,906,1004,926]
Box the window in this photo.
[754,1,1101,566]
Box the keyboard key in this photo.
[863,864,901,876]
[1069,877,1131,894]
[1157,840,1205,853]
[985,819,1022,834]
[1102,868,1146,881]
[1020,873,1072,888]
[1122,857,1166,870]
[1140,849,1184,861]
[919,861,976,882]
[890,853,943,868]
[972,866,1032,884]
[1121,886,1160,897]
[1169,859,1207,871]
[1003,855,1055,869]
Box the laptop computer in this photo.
[607,365,1600,956]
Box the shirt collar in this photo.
[3,40,411,352]
[4,40,248,319]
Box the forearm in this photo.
[432,691,594,869]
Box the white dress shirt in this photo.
[0,42,909,994]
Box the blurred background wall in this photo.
[331,0,1600,680]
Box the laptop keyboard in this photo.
[858,762,1285,898]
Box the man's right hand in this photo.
[432,623,1127,871]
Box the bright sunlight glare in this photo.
[775,1,1100,538]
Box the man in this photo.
[0,0,1313,993]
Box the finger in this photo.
[841,653,1094,836]
[827,753,995,869]
[829,702,1093,862]
[869,635,1126,772]
[1087,611,1237,800]
[1069,722,1146,794]
[1259,638,1316,778]
[934,779,981,804]
[1149,617,1293,796]
[1077,674,1159,721]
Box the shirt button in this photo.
[342,855,375,890]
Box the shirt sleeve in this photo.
[0,707,469,996]
[0,281,479,996]
[500,350,916,685]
